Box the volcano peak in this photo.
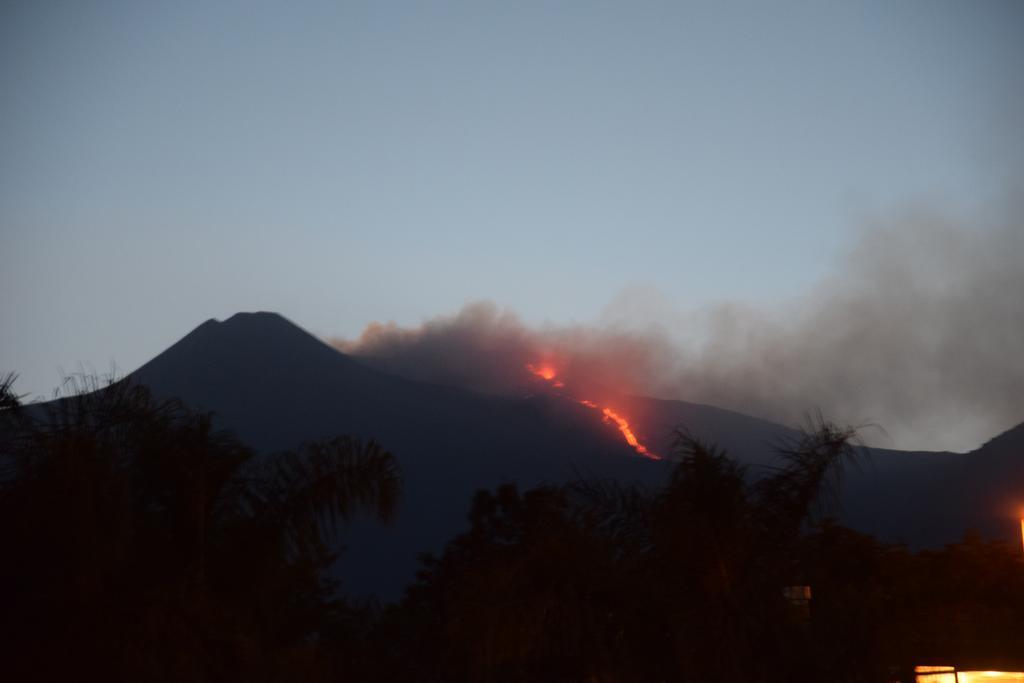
[195,311,308,338]
[163,311,334,354]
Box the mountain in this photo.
[131,313,671,598]
[131,312,799,464]
[125,312,1022,598]
[834,422,1024,548]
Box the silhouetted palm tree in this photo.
[755,414,864,536]
[0,374,400,681]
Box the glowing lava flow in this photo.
[526,363,564,387]
[527,364,660,460]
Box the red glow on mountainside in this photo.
[527,363,556,380]
[528,364,659,460]
[527,363,564,387]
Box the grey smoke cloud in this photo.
[335,206,1023,453]
[333,302,679,402]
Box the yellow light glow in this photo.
[916,666,957,683]
[915,668,1024,683]
[959,673,1024,683]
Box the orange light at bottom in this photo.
[916,665,957,683]
[916,667,1024,683]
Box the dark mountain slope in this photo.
[131,313,672,597]
[952,422,1024,536]
[835,422,1024,548]
[125,312,1023,597]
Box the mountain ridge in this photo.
[119,311,1022,598]
[129,312,670,597]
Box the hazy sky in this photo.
[2,1,1021,446]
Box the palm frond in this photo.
[246,436,402,559]
[758,411,865,529]
[566,477,652,551]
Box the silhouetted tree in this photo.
[389,420,872,683]
[0,374,400,682]
[10,370,1022,681]
[390,485,627,682]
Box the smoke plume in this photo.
[335,205,1024,453]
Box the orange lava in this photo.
[598,406,657,458]
[526,363,660,460]
[526,363,557,381]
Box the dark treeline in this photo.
[0,375,400,681]
[367,433,1024,682]
[2,376,1023,682]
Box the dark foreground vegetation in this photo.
[2,375,1022,682]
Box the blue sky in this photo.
[2,0,1021,406]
